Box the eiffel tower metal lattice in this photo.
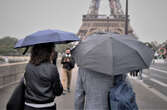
[77,0,134,40]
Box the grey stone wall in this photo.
[0,62,27,88]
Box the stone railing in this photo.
[0,62,27,88]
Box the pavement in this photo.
[1,63,167,110]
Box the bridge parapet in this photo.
[0,62,27,88]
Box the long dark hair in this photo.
[30,43,55,65]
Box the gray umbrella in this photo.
[72,32,154,76]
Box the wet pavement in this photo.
[0,82,18,110]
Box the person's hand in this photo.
[66,58,70,62]
[63,59,66,62]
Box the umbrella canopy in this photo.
[15,29,80,48]
[15,38,24,48]
[72,32,154,76]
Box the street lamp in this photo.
[107,17,109,32]
[125,0,128,35]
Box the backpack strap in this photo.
[112,74,125,86]
[112,75,115,86]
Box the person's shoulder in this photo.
[42,63,59,76]
[49,63,57,69]
[49,64,59,78]
[37,63,55,70]
[26,63,34,70]
[42,63,57,69]
[48,63,59,73]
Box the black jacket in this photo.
[61,54,75,70]
[24,63,63,104]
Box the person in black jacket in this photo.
[24,43,63,110]
[61,48,75,93]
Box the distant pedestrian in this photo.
[135,69,139,77]
[61,48,75,93]
[24,43,63,110]
[138,69,143,80]
[130,71,134,76]
[130,70,139,77]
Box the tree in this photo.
[0,36,23,56]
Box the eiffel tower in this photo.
[77,0,134,40]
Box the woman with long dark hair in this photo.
[24,43,63,110]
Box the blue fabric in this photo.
[15,29,80,48]
[109,80,138,110]
[15,38,24,48]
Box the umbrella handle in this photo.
[23,47,29,55]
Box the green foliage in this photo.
[0,36,23,56]
[0,36,75,56]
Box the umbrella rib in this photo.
[113,38,149,67]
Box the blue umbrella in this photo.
[15,29,80,48]
[15,38,24,48]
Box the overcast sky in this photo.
[0,0,167,43]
